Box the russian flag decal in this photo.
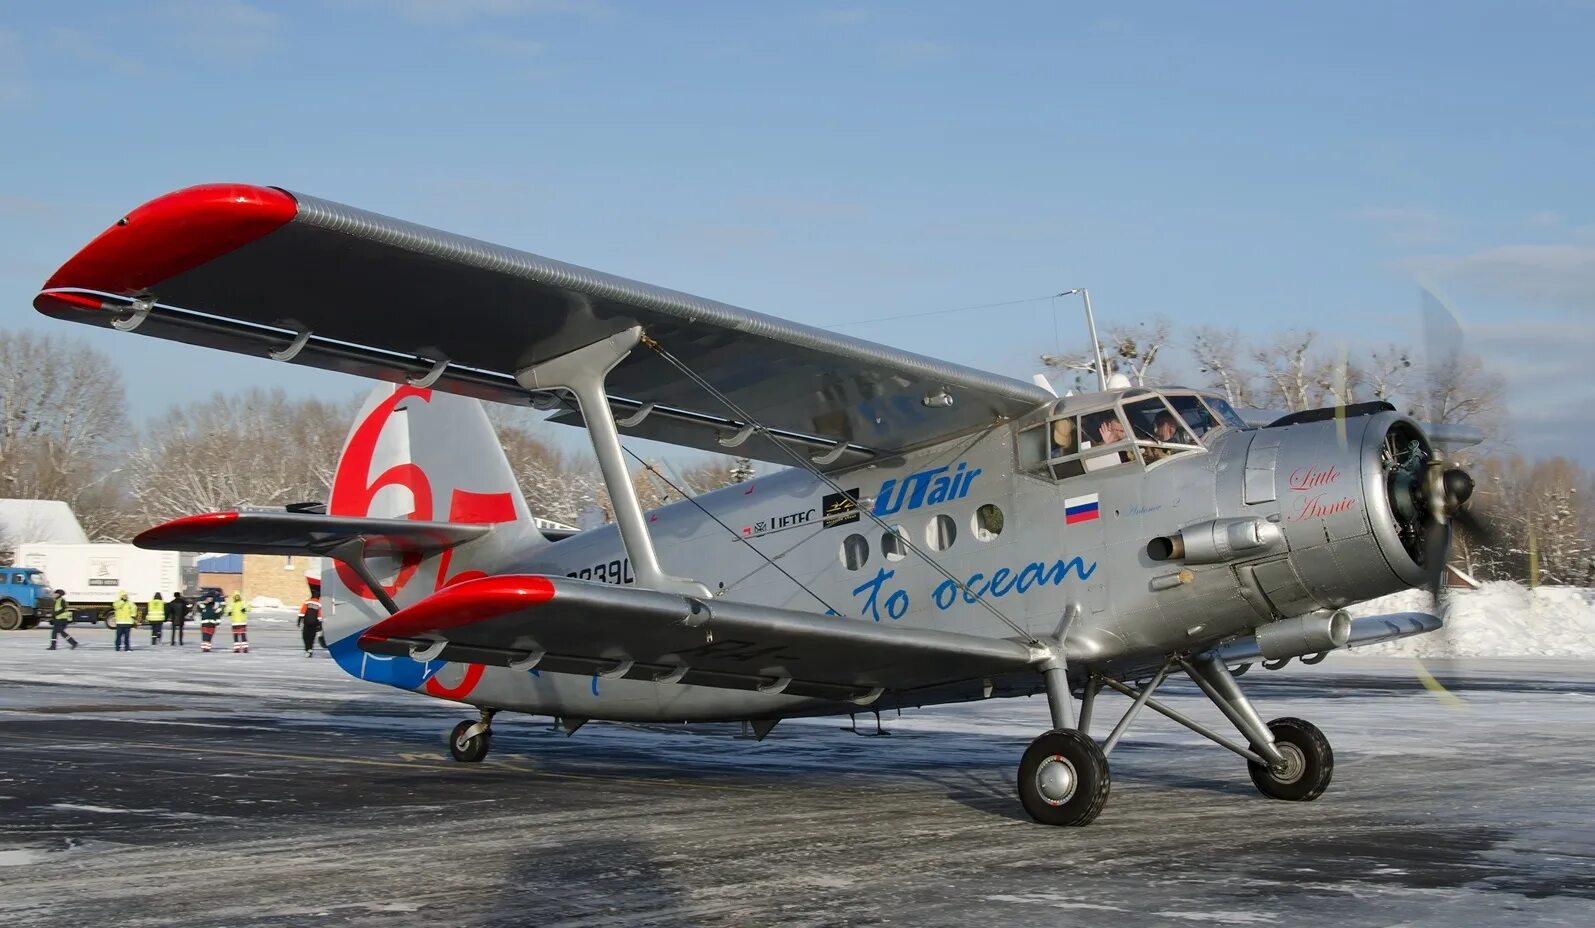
[1064,493,1101,525]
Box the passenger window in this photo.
[882,526,909,561]
[972,504,1004,541]
[927,514,956,551]
[841,534,869,570]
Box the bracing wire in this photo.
[638,333,1042,646]
[552,394,846,617]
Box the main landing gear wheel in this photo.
[448,720,492,763]
[1248,717,1333,802]
[1018,729,1111,826]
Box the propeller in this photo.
[1415,287,1499,612]
[1405,285,1504,692]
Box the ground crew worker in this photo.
[112,591,137,651]
[197,591,222,652]
[47,589,79,650]
[297,579,323,657]
[228,592,250,653]
[146,592,167,645]
[168,591,189,646]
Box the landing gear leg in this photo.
[1017,658,1110,826]
[1180,654,1333,801]
[449,708,496,763]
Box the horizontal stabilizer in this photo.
[357,574,1036,702]
[134,510,490,559]
[1215,611,1441,664]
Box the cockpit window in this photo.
[1123,398,1203,465]
[1203,396,1248,430]
[1019,408,1136,481]
[1166,394,1220,439]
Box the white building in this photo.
[0,499,89,552]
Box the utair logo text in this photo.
[873,461,980,516]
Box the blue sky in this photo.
[3,1,1592,463]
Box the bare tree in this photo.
[486,406,604,526]
[1251,330,1322,411]
[0,331,130,538]
[1041,318,1172,391]
[1362,344,1414,404]
[1407,349,1505,439]
[123,389,357,526]
[1189,327,1257,407]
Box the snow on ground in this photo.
[1345,581,1595,658]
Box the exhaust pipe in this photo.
[1255,610,1351,660]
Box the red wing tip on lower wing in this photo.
[134,511,242,548]
[41,183,298,296]
[33,290,114,317]
[365,575,558,640]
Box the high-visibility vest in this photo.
[53,597,71,621]
[227,599,250,626]
[147,599,166,622]
[113,598,137,625]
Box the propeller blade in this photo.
[1423,517,1452,605]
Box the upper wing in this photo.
[357,573,1036,701]
[134,510,491,559]
[35,184,1052,465]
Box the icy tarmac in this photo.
[1,624,1592,927]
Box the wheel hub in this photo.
[1268,742,1306,784]
[1035,754,1078,806]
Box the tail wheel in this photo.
[1249,717,1334,801]
[448,720,491,763]
[1018,729,1111,826]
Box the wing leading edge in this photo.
[36,184,1053,464]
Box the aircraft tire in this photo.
[448,720,491,763]
[1248,717,1333,801]
[1018,729,1111,826]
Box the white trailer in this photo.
[14,544,196,626]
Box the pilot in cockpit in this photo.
[1087,411,1126,447]
[1143,411,1181,462]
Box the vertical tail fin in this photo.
[322,383,541,682]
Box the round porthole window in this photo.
[882,526,908,561]
[841,534,869,570]
[972,504,1004,542]
[927,514,956,551]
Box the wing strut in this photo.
[515,327,711,599]
[328,538,401,615]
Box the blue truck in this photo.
[0,567,55,631]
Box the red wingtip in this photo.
[134,511,241,549]
[366,575,557,640]
[41,183,297,296]
[33,290,111,317]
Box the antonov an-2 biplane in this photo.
[35,184,1482,825]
